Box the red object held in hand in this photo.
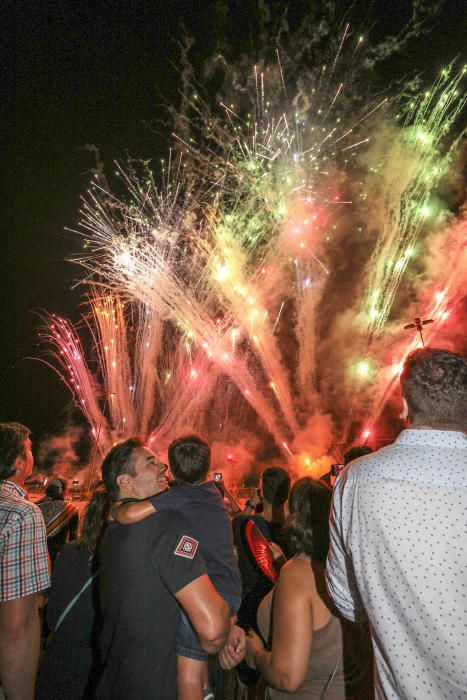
[244,520,278,583]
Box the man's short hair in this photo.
[0,422,31,480]
[168,435,210,485]
[101,437,144,500]
[400,348,467,429]
[344,445,373,466]
[261,466,291,506]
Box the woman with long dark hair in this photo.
[243,477,346,699]
[36,485,111,700]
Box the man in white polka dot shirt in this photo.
[326,348,467,699]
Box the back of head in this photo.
[45,476,68,500]
[400,348,467,430]
[261,466,291,506]
[101,437,144,501]
[168,435,210,484]
[0,422,30,481]
[344,445,373,466]
[288,477,331,561]
[78,484,111,554]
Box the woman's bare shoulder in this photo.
[278,557,316,591]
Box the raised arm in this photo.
[111,499,156,524]
[219,480,242,515]
[242,487,261,515]
[0,593,42,700]
[246,561,313,693]
[175,574,230,654]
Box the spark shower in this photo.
[40,25,466,480]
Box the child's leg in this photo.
[177,656,208,700]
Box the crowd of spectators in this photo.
[0,346,466,699]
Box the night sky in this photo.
[4,1,465,444]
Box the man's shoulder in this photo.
[154,480,222,506]
[0,491,43,521]
[152,510,203,562]
[340,443,399,479]
[102,510,193,571]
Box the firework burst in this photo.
[41,31,466,479]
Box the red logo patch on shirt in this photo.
[174,535,199,559]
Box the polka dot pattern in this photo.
[326,429,467,700]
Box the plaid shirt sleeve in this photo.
[0,503,51,601]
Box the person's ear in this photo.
[399,397,409,422]
[116,473,132,491]
[12,453,25,474]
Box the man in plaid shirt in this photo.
[0,423,50,699]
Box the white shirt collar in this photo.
[394,428,466,448]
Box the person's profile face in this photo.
[14,437,34,484]
[129,446,168,499]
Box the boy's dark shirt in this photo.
[97,509,205,700]
[151,480,241,598]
